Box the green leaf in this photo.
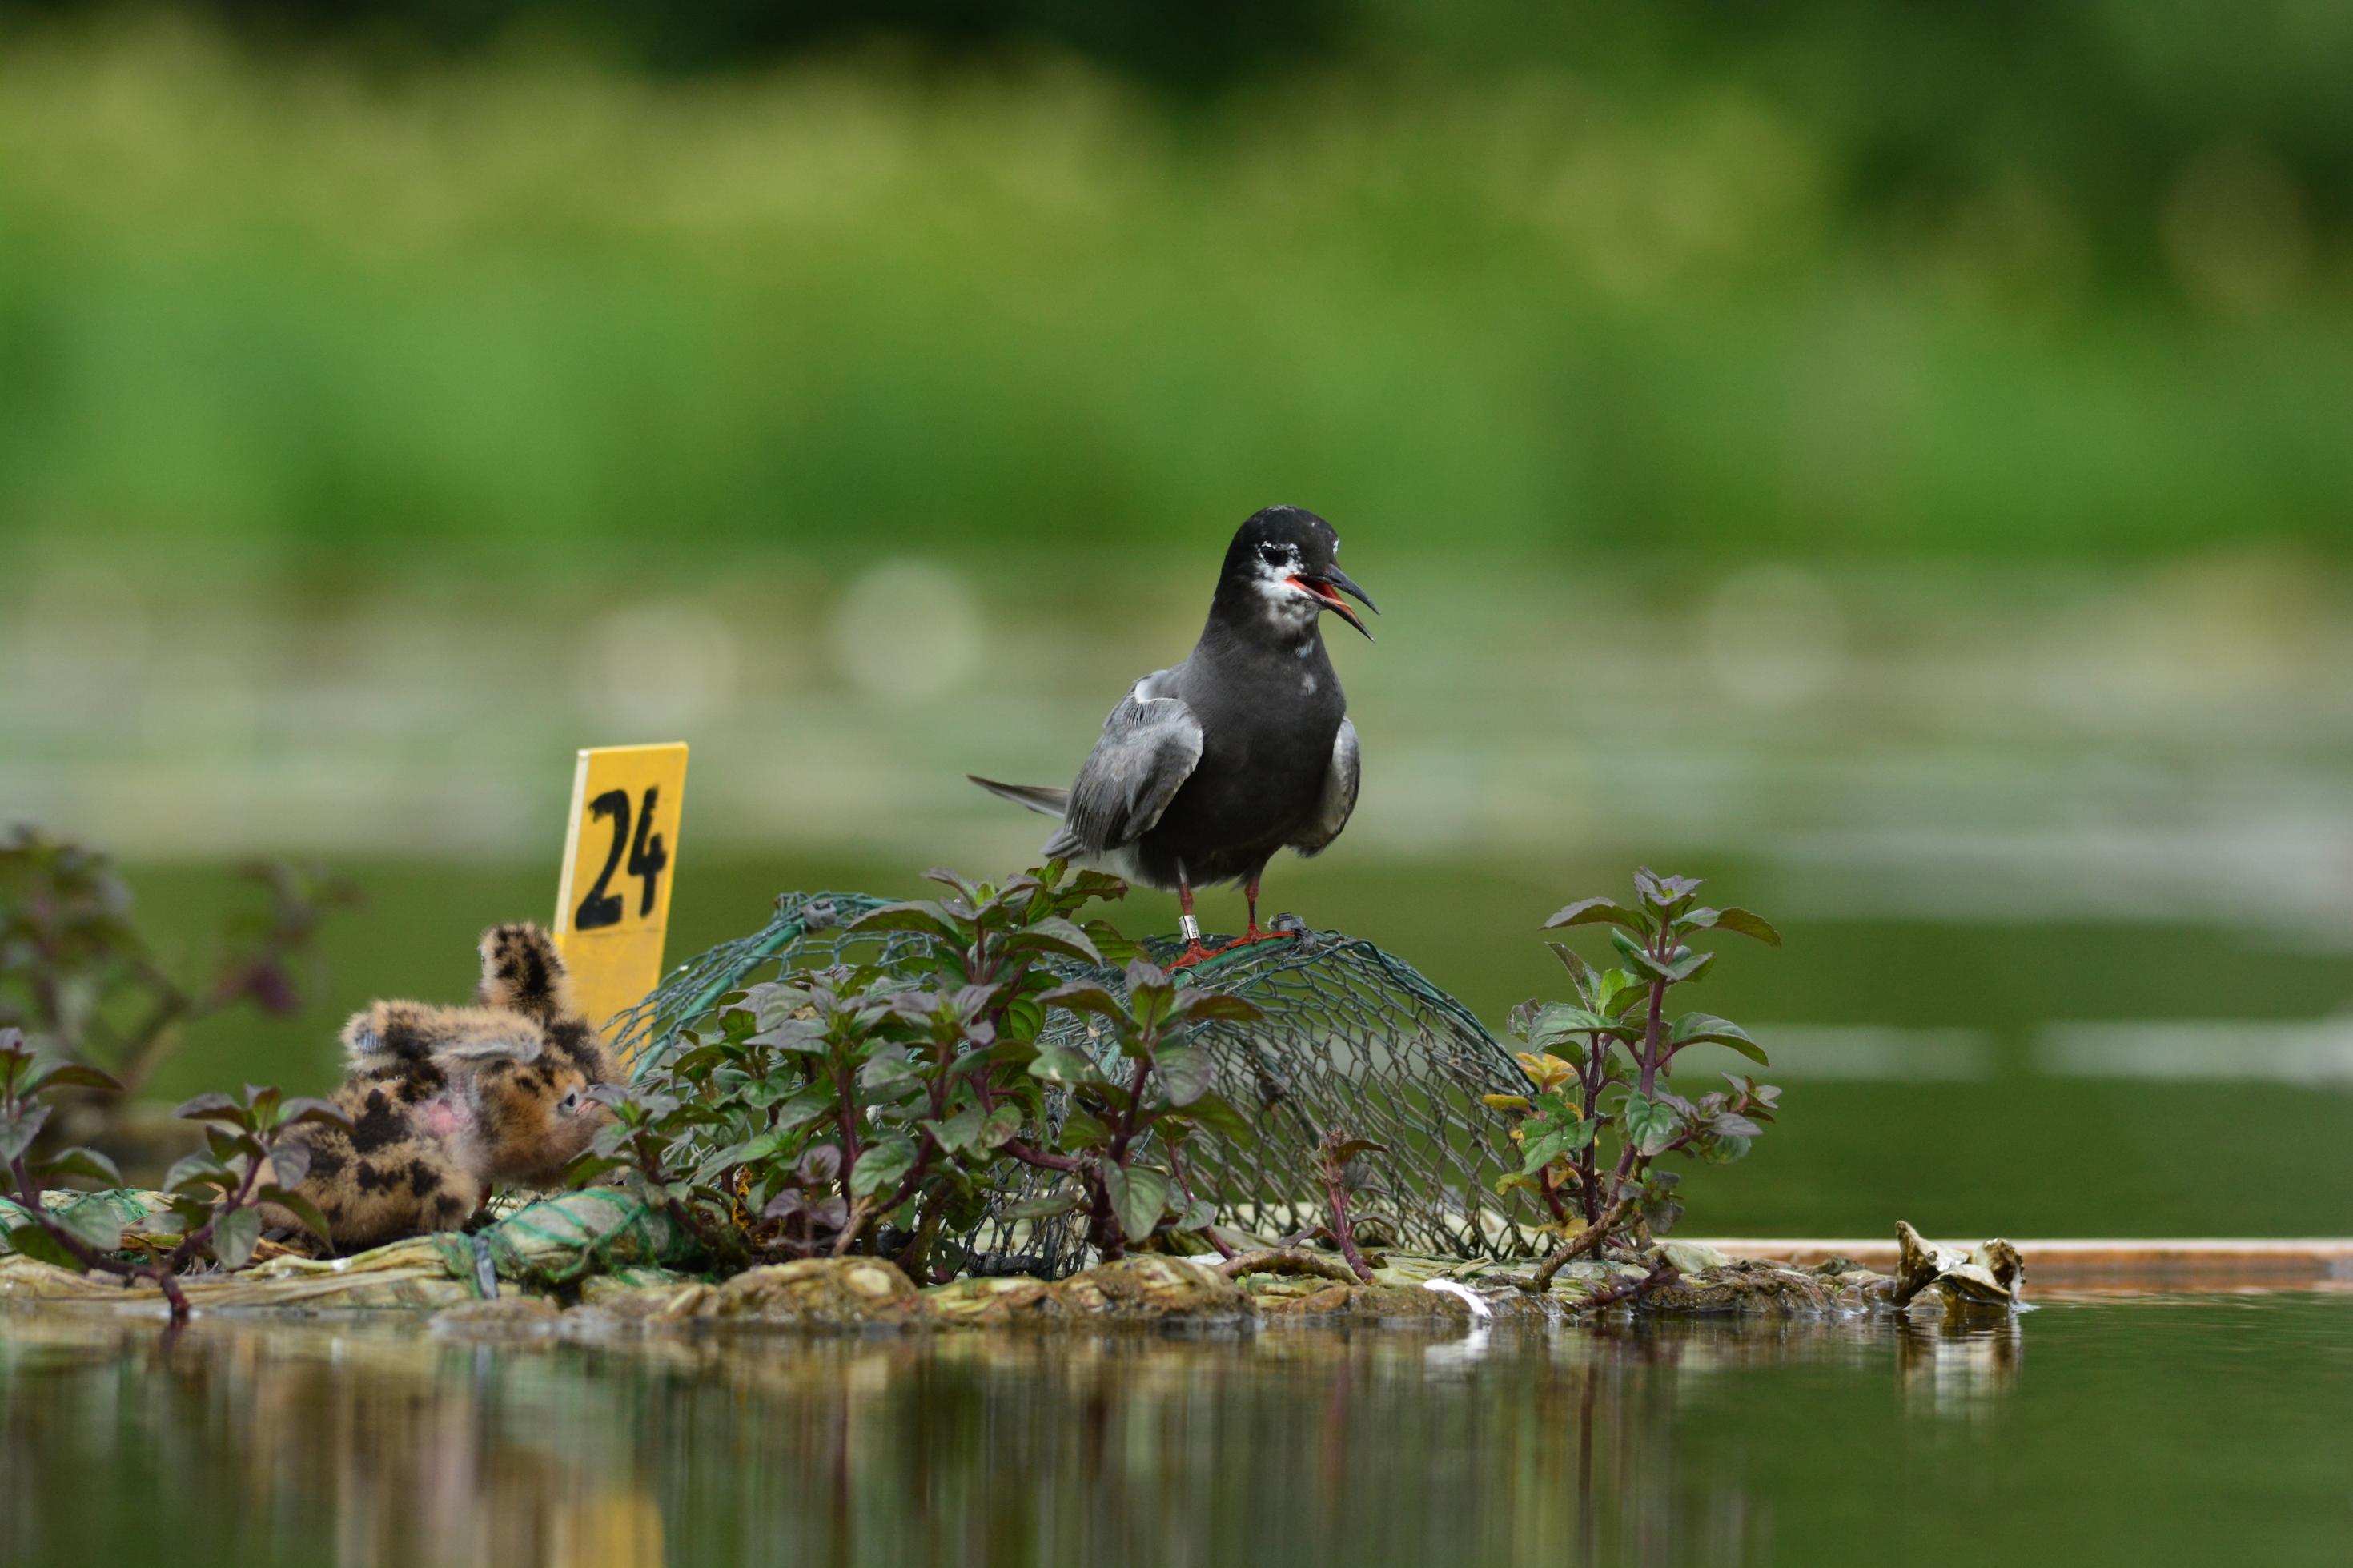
[849,902,965,942]
[0,1104,50,1163]
[53,1197,124,1254]
[162,1153,233,1197]
[1152,1045,1215,1106]
[1182,1093,1251,1143]
[1322,1137,1387,1166]
[1028,1046,1104,1088]
[1664,948,1717,984]
[1667,1013,1769,1065]
[1523,1003,1620,1055]
[1545,941,1592,983]
[1711,908,1782,946]
[259,1185,333,1241]
[1039,982,1128,1024]
[849,1138,918,1198]
[1174,992,1260,1025]
[1126,966,1176,1033]
[1002,995,1047,1045]
[20,1061,123,1098]
[34,1146,123,1188]
[978,1105,1023,1150]
[1609,927,1659,972]
[706,1128,793,1172]
[6,1222,82,1270]
[770,1084,838,1135]
[211,1205,262,1269]
[566,1153,633,1189]
[1058,1105,1112,1153]
[1006,917,1103,966]
[173,1092,247,1127]
[1519,1131,1571,1175]
[1004,1191,1082,1221]
[1620,1093,1684,1157]
[925,1105,985,1155]
[1634,869,1704,911]
[277,1097,352,1132]
[1544,897,1646,933]
[1591,969,1648,1014]
[1516,1119,1595,1174]
[1101,1163,1171,1244]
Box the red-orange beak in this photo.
[1287,565,1379,640]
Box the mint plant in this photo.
[1,1027,344,1320]
[1485,870,1783,1295]
[0,825,356,1139]
[1022,956,1258,1261]
[578,862,1243,1277]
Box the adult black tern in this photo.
[970,505,1376,965]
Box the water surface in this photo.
[4,1293,2345,1566]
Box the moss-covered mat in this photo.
[2,1189,2023,1330]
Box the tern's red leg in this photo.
[1170,875,1214,968]
[1192,872,1298,960]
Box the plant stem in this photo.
[1528,1194,1633,1289]
[1319,1150,1375,1283]
[1167,1143,1232,1258]
[1216,1247,1358,1284]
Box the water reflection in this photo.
[0,1309,2054,1568]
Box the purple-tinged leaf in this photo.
[1712,908,1783,947]
[211,1205,261,1269]
[0,1104,51,1162]
[259,1185,332,1241]
[34,1146,122,1188]
[1545,897,1645,932]
[173,1093,244,1126]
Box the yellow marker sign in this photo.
[553,743,689,1043]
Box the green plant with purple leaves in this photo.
[0,1026,345,1320]
[1485,869,1784,1297]
[0,824,356,1145]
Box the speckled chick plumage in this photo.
[278,923,618,1252]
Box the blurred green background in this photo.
[4,2,2351,1237]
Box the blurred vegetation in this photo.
[0,5,2349,591]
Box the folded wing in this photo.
[1046,672,1205,857]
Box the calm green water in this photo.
[2,1295,2347,1566]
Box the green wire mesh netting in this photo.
[611,892,1549,1277]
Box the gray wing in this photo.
[1044,671,1204,857]
[1288,716,1359,857]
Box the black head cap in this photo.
[1211,505,1379,639]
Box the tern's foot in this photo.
[1182,928,1300,964]
[1169,942,1218,970]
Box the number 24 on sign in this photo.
[554,743,688,1037]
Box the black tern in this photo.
[970,505,1376,965]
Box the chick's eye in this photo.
[558,1091,580,1115]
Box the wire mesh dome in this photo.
[612,892,1548,1277]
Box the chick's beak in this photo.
[1294,564,1379,640]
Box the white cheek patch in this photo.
[1250,555,1317,632]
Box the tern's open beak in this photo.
[1292,564,1379,640]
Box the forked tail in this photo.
[966,775,1070,819]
